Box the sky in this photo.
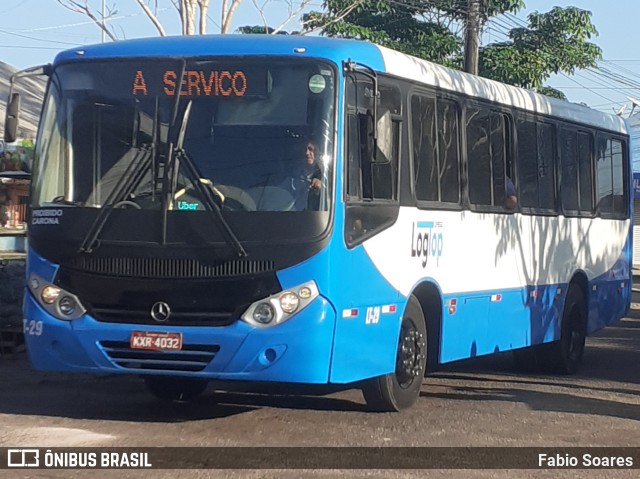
[1,0,640,114]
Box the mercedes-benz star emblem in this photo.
[150,301,171,322]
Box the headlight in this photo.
[58,296,77,316]
[241,280,319,328]
[253,302,276,324]
[41,285,61,304]
[279,292,300,314]
[29,274,86,321]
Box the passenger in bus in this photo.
[504,176,517,210]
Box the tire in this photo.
[512,346,543,373]
[144,376,208,402]
[361,296,427,412]
[541,285,587,374]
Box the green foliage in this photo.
[236,26,292,35]
[304,0,523,66]
[479,7,602,89]
[537,86,568,101]
[304,1,600,97]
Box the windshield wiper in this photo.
[78,145,152,253]
[166,100,247,258]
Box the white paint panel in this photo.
[362,208,629,296]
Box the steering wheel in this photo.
[221,197,251,211]
[113,200,142,209]
[218,185,257,211]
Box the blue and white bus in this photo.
[6,35,631,411]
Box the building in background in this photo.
[1,61,43,233]
[0,138,32,229]
[628,112,640,267]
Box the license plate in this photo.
[130,331,183,351]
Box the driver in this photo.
[290,142,322,211]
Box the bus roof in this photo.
[53,34,627,135]
[53,34,386,71]
[376,45,628,135]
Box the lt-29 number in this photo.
[23,320,43,336]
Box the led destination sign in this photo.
[131,67,266,97]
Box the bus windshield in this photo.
[33,58,335,219]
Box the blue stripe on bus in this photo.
[416,221,434,228]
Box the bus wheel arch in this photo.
[361,295,427,411]
[411,282,442,374]
[543,274,588,374]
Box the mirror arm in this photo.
[343,59,379,140]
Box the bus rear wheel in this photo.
[542,286,587,374]
[361,296,427,412]
[143,376,208,402]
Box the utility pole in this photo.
[464,0,482,75]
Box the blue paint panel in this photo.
[27,247,59,282]
[588,250,632,333]
[277,239,404,384]
[439,276,631,365]
[25,286,336,384]
[441,285,564,363]
[327,245,403,383]
[24,244,633,380]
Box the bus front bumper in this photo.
[23,293,336,384]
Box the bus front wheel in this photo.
[143,376,208,402]
[361,296,427,412]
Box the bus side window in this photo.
[596,137,627,217]
[560,128,579,214]
[577,131,594,214]
[537,123,556,210]
[490,112,507,205]
[467,106,492,206]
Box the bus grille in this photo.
[89,306,235,327]
[99,341,220,372]
[66,257,275,278]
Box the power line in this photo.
[0,28,79,46]
[0,45,62,50]
[0,0,30,14]
[548,86,640,90]
[559,72,620,105]
[15,8,171,34]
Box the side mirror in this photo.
[4,93,20,143]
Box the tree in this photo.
[57,0,236,36]
[238,0,360,36]
[303,1,601,98]
[479,7,601,94]
[237,0,313,35]
[303,1,523,67]
[57,0,312,37]
[56,0,119,41]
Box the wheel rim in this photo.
[395,318,426,389]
